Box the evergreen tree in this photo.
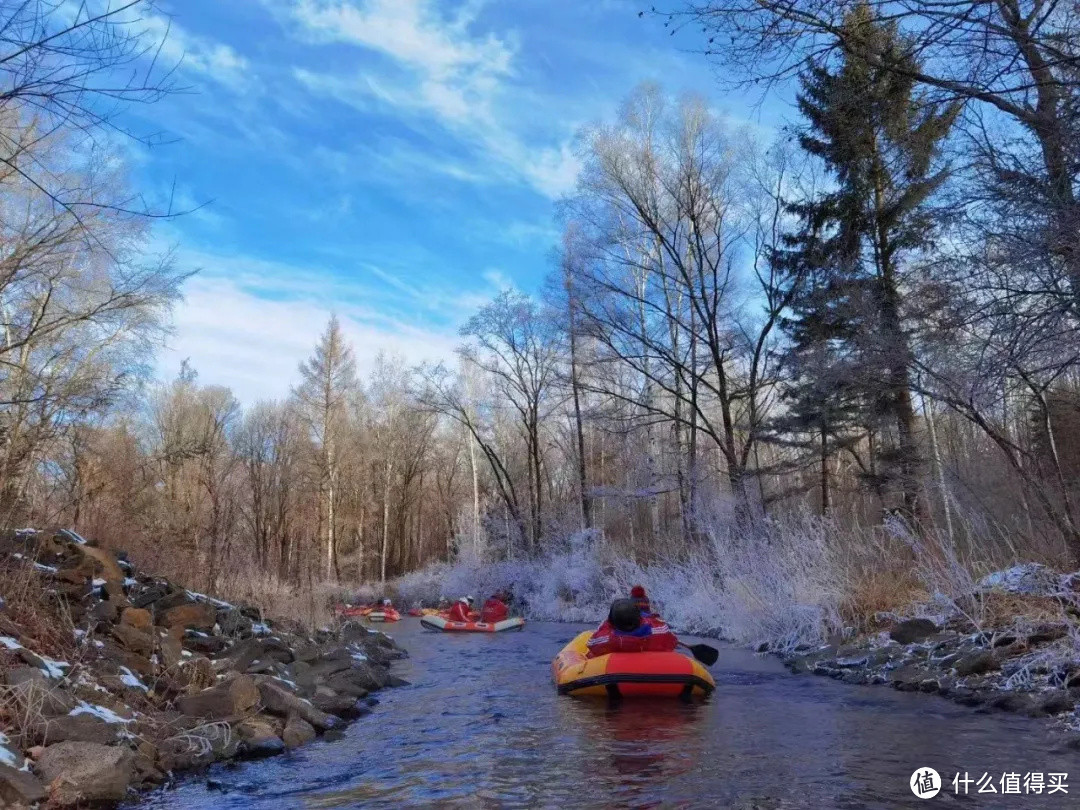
[776,3,959,520]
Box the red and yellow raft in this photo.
[552,630,715,699]
[335,604,374,619]
[420,614,525,633]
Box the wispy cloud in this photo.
[139,12,252,91]
[270,0,580,197]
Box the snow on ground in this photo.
[119,666,147,691]
[186,590,234,609]
[0,636,22,650]
[71,701,133,724]
[38,655,68,679]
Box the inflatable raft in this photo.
[335,604,374,619]
[420,614,525,633]
[407,607,441,617]
[366,608,401,623]
[552,630,715,699]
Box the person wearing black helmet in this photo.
[585,597,678,657]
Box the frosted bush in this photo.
[387,506,857,651]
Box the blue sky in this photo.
[129,0,787,402]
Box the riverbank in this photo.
[0,529,407,807]
[769,564,1080,744]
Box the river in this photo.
[142,620,1075,808]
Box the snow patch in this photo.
[59,529,89,545]
[38,655,68,679]
[251,623,271,636]
[0,743,21,769]
[0,636,23,650]
[71,701,133,724]
[186,589,233,609]
[118,667,147,692]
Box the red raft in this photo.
[420,614,525,633]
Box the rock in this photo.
[5,667,75,716]
[183,633,229,656]
[385,675,410,688]
[833,656,868,669]
[218,609,253,638]
[130,583,168,609]
[120,608,152,631]
[888,665,930,692]
[1027,623,1068,645]
[88,599,120,625]
[176,675,259,720]
[235,718,285,760]
[889,619,939,644]
[37,741,133,805]
[99,642,154,678]
[33,713,124,745]
[282,714,316,748]
[160,635,184,672]
[1038,690,1075,715]
[951,688,986,706]
[70,544,125,584]
[111,623,154,657]
[312,689,363,717]
[987,692,1038,714]
[0,764,46,806]
[152,590,195,612]
[160,602,216,632]
[256,680,337,732]
[157,722,237,771]
[954,651,999,677]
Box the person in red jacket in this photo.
[586,598,678,657]
[447,596,474,622]
[480,592,509,623]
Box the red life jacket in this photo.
[480,598,509,623]
[585,617,679,657]
[447,601,472,622]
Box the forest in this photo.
[4,0,1080,640]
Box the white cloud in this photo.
[140,12,251,91]
[275,0,580,198]
[162,273,457,404]
[291,0,513,123]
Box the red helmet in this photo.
[630,585,647,599]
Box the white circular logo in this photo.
[911,768,941,799]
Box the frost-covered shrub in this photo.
[387,507,858,650]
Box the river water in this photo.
[143,620,1076,809]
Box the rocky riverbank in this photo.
[0,529,407,807]
[773,563,1080,744]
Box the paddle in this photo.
[679,641,719,667]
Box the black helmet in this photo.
[609,598,642,633]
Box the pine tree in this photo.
[295,316,358,581]
[777,3,959,520]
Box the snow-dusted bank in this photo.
[391,527,1080,743]
[0,530,408,807]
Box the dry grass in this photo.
[976,591,1072,628]
[0,555,78,664]
[841,565,927,630]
